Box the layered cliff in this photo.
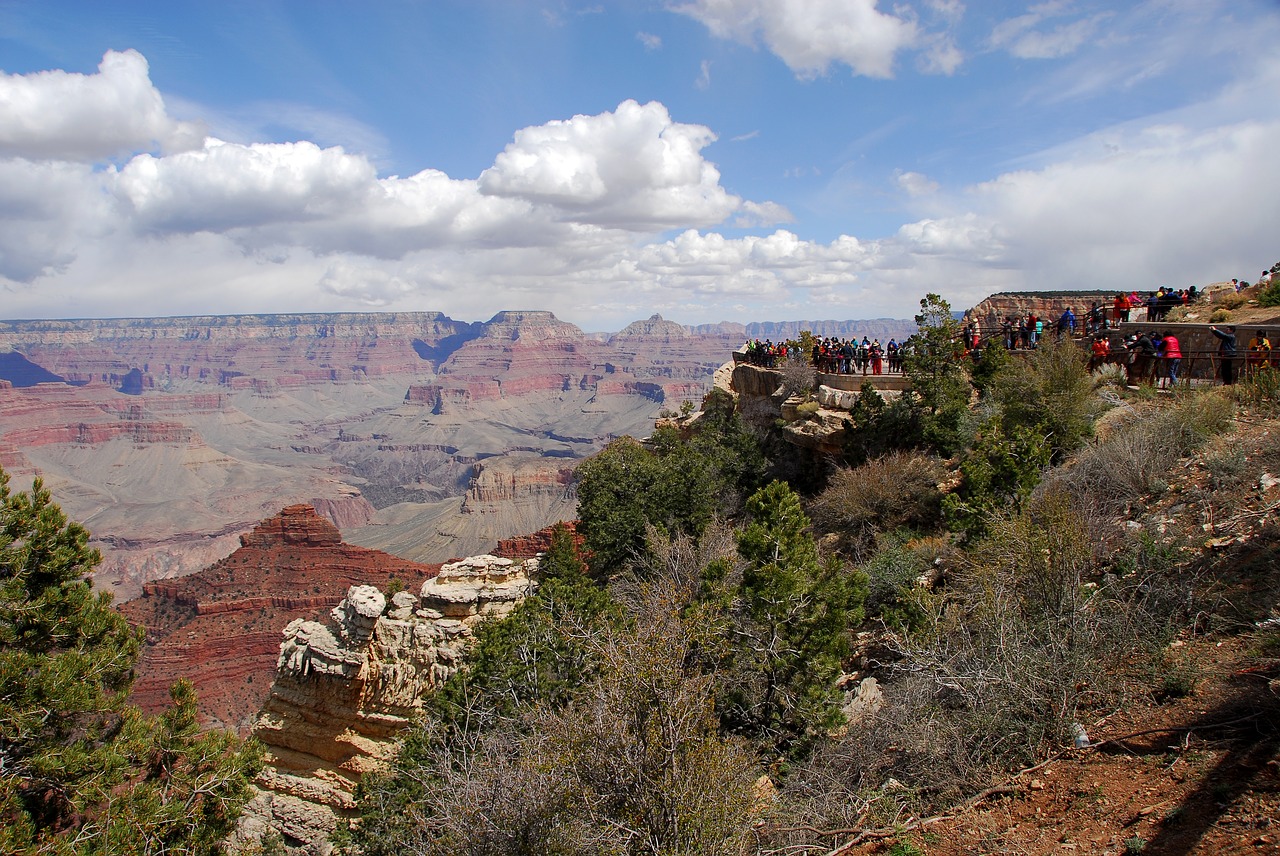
[966,291,1115,332]
[0,310,700,593]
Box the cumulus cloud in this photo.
[478,99,746,230]
[0,159,114,282]
[894,169,939,196]
[117,139,376,232]
[671,0,921,78]
[0,49,204,161]
[4,39,1277,330]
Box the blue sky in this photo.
[2,1,1278,330]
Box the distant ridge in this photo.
[686,319,918,341]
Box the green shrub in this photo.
[1257,279,1280,308]
[943,422,1051,541]
[1232,365,1280,413]
[1210,308,1231,322]
[858,538,932,631]
[992,333,1100,462]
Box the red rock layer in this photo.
[119,504,441,735]
[493,520,581,559]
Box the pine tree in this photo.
[0,469,260,855]
[722,481,866,754]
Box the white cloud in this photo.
[0,49,204,161]
[917,33,964,75]
[894,169,940,196]
[989,4,1110,60]
[696,59,713,90]
[638,31,663,50]
[117,139,376,232]
[671,0,921,79]
[0,158,114,281]
[4,39,1278,330]
[478,99,747,230]
[318,260,416,305]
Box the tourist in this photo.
[1127,332,1156,386]
[1210,324,1237,385]
[1159,330,1182,389]
[1247,330,1272,375]
[1113,293,1131,324]
[1088,336,1110,372]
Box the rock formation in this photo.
[236,555,538,854]
[966,291,1114,333]
[119,505,440,734]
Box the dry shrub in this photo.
[1216,292,1247,310]
[775,490,1172,839]
[370,575,761,856]
[808,451,945,560]
[1050,390,1233,515]
[780,352,817,397]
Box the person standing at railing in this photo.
[1113,292,1131,324]
[1210,325,1238,385]
[1127,332,1156,386]
[1088,336,1110,372]
[1159,331,1183,389]
[1247,330,1272,375]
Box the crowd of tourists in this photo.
[992,286,1203,352]
[740,336,905,375]
[809,336,902,375]
[741,272,1278,388]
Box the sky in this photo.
[1,1,1278,331]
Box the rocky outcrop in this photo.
[611,313,692,342]
[731,362,785,399]
[967,291,1114,333]
[493,520,580,559]
[308,495,376,531]
[119,505,439,735]
[462,458,575,511]
[239,555,538,854]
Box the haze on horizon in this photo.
[1,0,1277,331]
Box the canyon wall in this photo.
[0,310,728,594]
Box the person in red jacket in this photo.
[1088,336,1110,372]
[1159,331,1182,389]
[1113,293,1131,323]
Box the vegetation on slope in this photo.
[345,295,1280,854]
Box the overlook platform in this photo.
[732,351,912,394]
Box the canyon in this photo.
[0,310,915,598]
